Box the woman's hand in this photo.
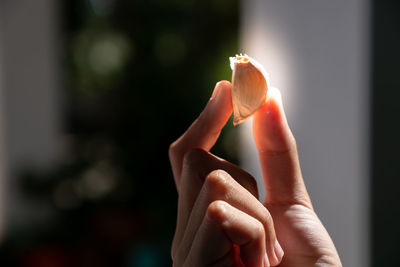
[169,81,342,266]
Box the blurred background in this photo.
[0,0,398,266]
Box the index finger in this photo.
[253,87,312,208]
[169,81,233,189]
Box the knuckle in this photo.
[206,200,229,223]
[261,208,274,226]
[205,169,231,197]
[252,220,265,239]
[168,141,179,159]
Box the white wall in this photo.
[239,1,370,266]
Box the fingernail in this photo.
[264,252,270,267]
[274,240,284,262]
[210,81,222,100]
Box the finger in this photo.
[253,87,312,207]
[184,200,267,267]
[176,169,282,266]
[171,149,258,260]
[169,81,233,188]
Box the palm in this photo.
[229,204,338,267]
[268,204,339,267]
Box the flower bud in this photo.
[230,54,269,125]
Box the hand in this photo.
[169,81,342,266]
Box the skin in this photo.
[169,81,342,267]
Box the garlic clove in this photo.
[230,54,269,126]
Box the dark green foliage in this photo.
[1,0,239,266]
